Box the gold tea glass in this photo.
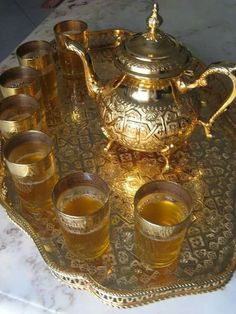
[3,130,58,214]
[0,94,42,140]
[54,20,88,78]
[16,40,57,99]
[52,172,110,259]
[134,180,193,268]
[0,66,47,130]
[0,66,42,99]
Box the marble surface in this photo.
[1,0,236,313]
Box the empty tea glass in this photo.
[3,130,58,214]
[52,172,110,259]
[16,40,57,99]
[134,180,193,268]
[54,20,88,78]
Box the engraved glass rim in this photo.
[16,40,53,62]
[54,19,88,34]
[0,94,40,123]
[52,171,110,219]
[0,66,41,88]
[134,180,193,229]
[3,130,53,166]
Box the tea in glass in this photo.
[3,130,58,213]
[0,66,47,130]
[53,172,110,259]
[134,180,193,268]
[0,94,42,140]
[16,40,57,99]
[0,66,42,98]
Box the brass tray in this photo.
[1,29,236,308]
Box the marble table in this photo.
[1,0,236,313]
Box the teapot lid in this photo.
[115,3,192,79]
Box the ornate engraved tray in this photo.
[1,29,236,308]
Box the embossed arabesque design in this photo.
[1,30,236,308]
[99,87,197,152]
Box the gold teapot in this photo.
[66,3,236,171]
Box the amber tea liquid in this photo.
[57,186,109,259]
[9,141,58,213]
[135,192,188,268]
[21,50,57,97]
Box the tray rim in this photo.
[1,149,236,308]
[2,196,236,307]
[1,28,236,308]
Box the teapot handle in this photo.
[176,62,236,138]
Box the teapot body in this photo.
[99,75,199,153]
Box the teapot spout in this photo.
[65,40,102,98]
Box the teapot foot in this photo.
[104,140,114,153]
[161,155,173,174]
[161,145,174,174]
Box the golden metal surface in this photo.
[115,3,190,79]
[145,3,162,41]
[0,29,236,308]
[65,4,236,172]
[175,62,236,138]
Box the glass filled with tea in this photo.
[52,172,110,259]
[134,180,193,268]
[3,130,58,214]
[0,66,47,130]
[0,94,43,140]
[16,40,57,99]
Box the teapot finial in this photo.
[146,3,163,40]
